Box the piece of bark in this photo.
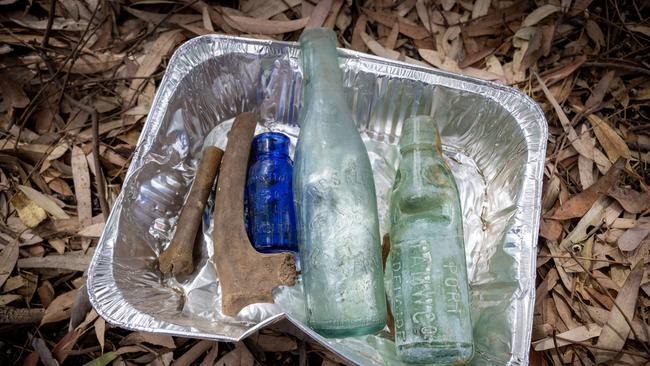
[159,146,224,275]
[213,112,297,316]
[0,306,45,324]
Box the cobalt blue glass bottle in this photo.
[245,132,298,253]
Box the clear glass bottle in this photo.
[245,132,298,253]
[293,28,387,337]
[388,116,473,363]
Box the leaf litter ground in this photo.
[0,0,649,365]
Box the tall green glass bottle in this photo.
[388,116,473,363]
[293,28,387,337]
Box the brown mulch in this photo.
[0,0,649,365]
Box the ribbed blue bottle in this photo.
[245,132,298,253]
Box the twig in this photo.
[583,62,650,76]
[626,141,650,152]
[41,0,56,48]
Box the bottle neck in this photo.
[300,29,345,101]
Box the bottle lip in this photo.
[251,132,291,158]
[399,115,441,152]
[299,28,337,45]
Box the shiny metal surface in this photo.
[87,35,547,365]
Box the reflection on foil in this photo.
[88,35,547,365]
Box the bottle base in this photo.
[396,341,473,364]
[312,323,385,338]
[253,246,298,254]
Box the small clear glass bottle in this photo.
[293,28,387,337]
[388,116,473,363]
[245,132,298,253]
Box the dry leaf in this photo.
[123,30,185,106]
[251,334,298,352]
[37,281,55,308]
[68,284,92,330]
[224,14,308,34]
[539,218,563,241]
[77,222,105,238]
[419,49,503,80]
[536,73,593,158]
[199,343,219,366]
[585,19,605,48]
[351,14,368,52]
[0,239,19,288]
[52,309,98,363]
[48,239,67,254]
[617,220,650,251]
[8,14,89,31]
[0,294,22,305]
[120,331,176,348]
[41,289,77,325]
[472,0,491,19]
[65,52,124,74]
[522,5,561,27]
[243,0,299,19]
[595,261,644,363]
[384,22,399,50]
[0,73,29,118]
[215,343,254,366]
[362,9,429,40]
[607,186,650,214]
[304,0,333,29]
[627,24,650,37]
[549,159,624,220]
[170,340,214,366]
[538,56,587,88]
[17,185,70,219]
[95,317,106,352]
[48,178,74,197]
[3,275,25,292]
[583,112,631,163]
[533,323,602,351]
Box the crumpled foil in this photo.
[88,35,547,365]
